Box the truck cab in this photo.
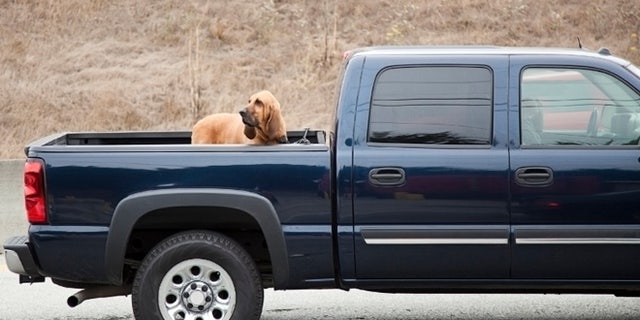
[336,47,640,289]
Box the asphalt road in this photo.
[2,254,640,320]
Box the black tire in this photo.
[132,230,263,320]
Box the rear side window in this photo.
[521,67,640,147]
[368,66,493,145]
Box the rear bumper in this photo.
[3,236,44,281]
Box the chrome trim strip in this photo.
[360,225,510,246]
[513,225,640,245]
[364,238,508,245]
[516,238,640,245]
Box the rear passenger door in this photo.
[509,55,640,279]
[352,55,511,279]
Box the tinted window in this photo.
[368,66,493,145]
[521,68,640,146]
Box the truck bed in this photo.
[25,130,327,154]
[18,127,333,290]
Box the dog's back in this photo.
[191,113,252,144]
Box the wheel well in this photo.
[123,206,274,287]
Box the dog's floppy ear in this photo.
[267,110,284,139]
[265,101,287,142]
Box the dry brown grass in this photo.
[1,0,639,158]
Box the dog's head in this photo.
[240,90,288,144]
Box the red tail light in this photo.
[24,159,47,224]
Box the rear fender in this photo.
[104,188,288,288]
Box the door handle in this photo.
[369,168,406,186]
[515,167,553,187]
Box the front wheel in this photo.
[132,231,263,320]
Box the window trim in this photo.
[367,64,495,148]
[519,65,640,149]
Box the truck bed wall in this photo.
[30,130,325,147]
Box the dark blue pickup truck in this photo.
[4,46,640,320]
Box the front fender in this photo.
[104,188,289,288]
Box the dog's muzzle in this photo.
[239,109,255,127]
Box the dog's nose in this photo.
[239,109,247,117]
[279,136,289,144]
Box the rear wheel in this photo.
[132,231,263,320]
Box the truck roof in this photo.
[349,45,632,67]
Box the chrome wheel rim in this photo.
[159,259,236,320]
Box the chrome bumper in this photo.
[3,236,44,282]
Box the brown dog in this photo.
[191,90,288,144]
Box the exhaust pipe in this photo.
[67,285,132,307]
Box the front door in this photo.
[509,55,640,279]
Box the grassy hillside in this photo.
[1,0,639,158]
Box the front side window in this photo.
[521,68,640,147]
[368,66,493,145]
